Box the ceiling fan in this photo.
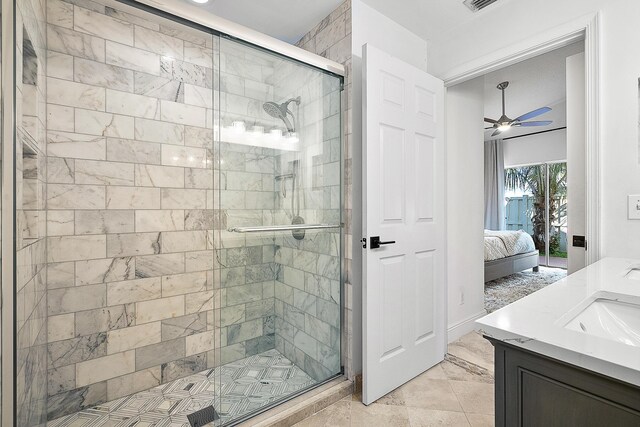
[484,81,552,137]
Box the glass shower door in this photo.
[214,37,343,425]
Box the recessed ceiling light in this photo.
[191,0,209,4]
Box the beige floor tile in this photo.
[406,407,471,426]
[447,332,494,373]
[399,377,463,412]
[465,413,495,426]
[351,401,411,426]
[449,381,494,415]
[422,363,449,380]
[293,400,351,426]
[440,358,493,384]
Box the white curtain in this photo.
[484,139,505,230]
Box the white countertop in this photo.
[476,257,640,387]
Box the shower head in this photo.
[263,97,301,133]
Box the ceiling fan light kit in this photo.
[484,81,553,137]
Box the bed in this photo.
[484,229,539,282]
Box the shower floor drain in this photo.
[187,406,219,427]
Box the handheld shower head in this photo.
[263,97,301,133]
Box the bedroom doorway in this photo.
[504,161,568,269]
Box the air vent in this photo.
[463,0,498,12]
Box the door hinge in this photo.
[361,237,367,249]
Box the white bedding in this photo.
[484,229,536,262]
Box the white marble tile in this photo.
[76,350,136,386]
[75,109,135,139]
[185,168,213,189]
[106,186,160,209]
[48,184,105,209]
[106,232,161,257]
[134,26,183,59]
[74,58,134,92]
[134,164,185,188]
[75,210,135,234]
[48,51,74,80]
[47,210,75,236]
[161,145,207,169]
[48,24,105,62]
[48,77,105,111]
[135,253,185,278]
[75,257,135,286]
[47,157,75,184]
[134,117,184,145]
[162,271,207,297]
[74,5,134,46]
[184,83,213,108]
[160,188,206,209]
[105,6,159,31]
[48,130,107,160]
[107,277,161,305]
[107,322,161,354]
[75,160,135,186]
[106,41,160,76]
[184,41,213,68]
[106,366,161,401]
[47,0,73,28]
[134,73,184,103]
[48,235,107,262]
[136,295,185,324]
[161,230,208,253]
[185,331,214,356]
[48,313,75,342]
[106,89,161,120]
[184,126,212,149]
[106,138,161,164]
[135,210,184,232]
[47,104,74,132]
[160,100,206,127]
[48,283,106,315]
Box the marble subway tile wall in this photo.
[45,0,219,419]
[295,0,353,379]
[16,0,49,423]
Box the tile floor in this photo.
[294,332,495,426]
[48,350,316,426]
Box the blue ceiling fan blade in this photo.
[516,120,553,127]
[514,107,551,122]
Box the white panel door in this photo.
[362,44,445,405]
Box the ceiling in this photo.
[483,42,584,141]
[360,0,514,43]
[177,0,343,43]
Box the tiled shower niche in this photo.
[22,0,344,425]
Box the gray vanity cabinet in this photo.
[487,337,640,426]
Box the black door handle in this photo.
[370,236,396,249]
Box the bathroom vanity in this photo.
[477,258,640,426]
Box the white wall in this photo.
[446,77,487,341]
[566,53,587,273]
[351,0,429,374]
[503,129,567,168]
[429,0,640,261]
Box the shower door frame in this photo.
[1,0,17,423]
[0,0,346,425]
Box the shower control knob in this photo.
[370,236,396,249]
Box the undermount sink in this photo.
[563,293,640,347]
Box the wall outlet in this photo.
[629,195,640,220]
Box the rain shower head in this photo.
[263,97,301,133]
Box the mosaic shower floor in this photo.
[48,349,316,427]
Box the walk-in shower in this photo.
[2,0,344,425]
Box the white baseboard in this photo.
[447,310,487,343]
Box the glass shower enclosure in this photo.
[3,0,344,425]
